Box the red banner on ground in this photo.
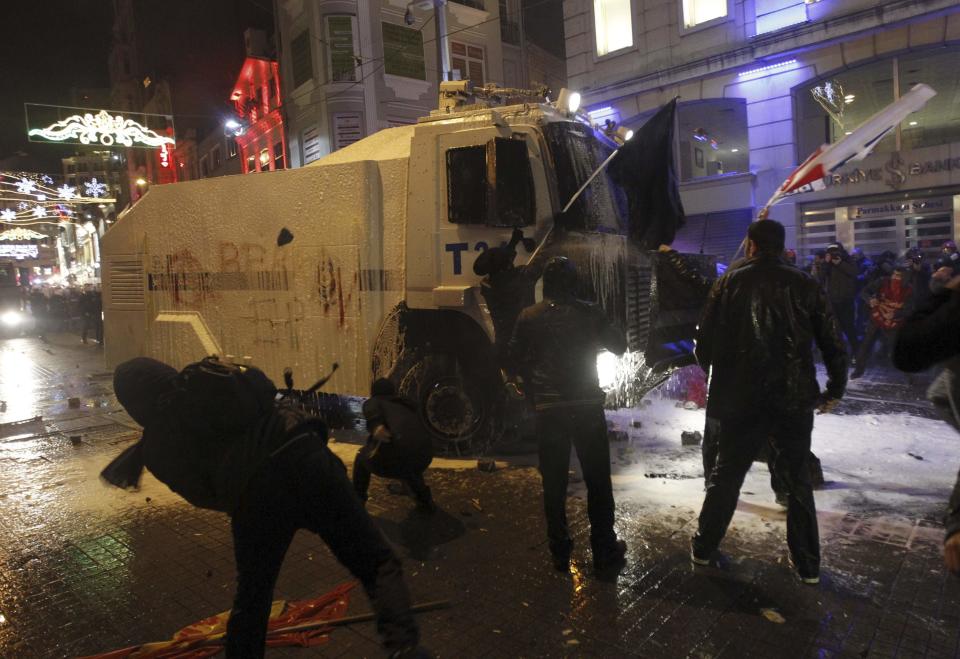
[81,582,355,659]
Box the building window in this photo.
[246,153,257,173]
[259,148,270,171]
[450,42,484,85]
[200,156,209,178]
[273,142,285,170]
[682,0,727,29]
[227,138,237,158]
[290,29,313,89]
[796,58,896,159]
[326,15,358,83]
[211,146,222,171]
[302,125,324,165]
[382,22,426,80]
[593,0,632,57]
[676,98,748,181]
[898,48,960,151]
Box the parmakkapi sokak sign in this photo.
[824,152,960,191]
[25,103,175,149]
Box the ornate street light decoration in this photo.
[811,80,845,130]
[27,108,176,148]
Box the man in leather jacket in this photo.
[507,256,628,573]
[690,220,847,585]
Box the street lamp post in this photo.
[406,0,452,84]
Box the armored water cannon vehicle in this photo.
[102,83,711,450]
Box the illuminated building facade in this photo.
[565,0,960,259]
[230,54,286,174]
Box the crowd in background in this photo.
[26,284,102,344]
[797,240,960,378]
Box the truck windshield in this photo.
[542,121,627,233]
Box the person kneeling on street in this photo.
[354,378,435,513]
[101,356,423,658]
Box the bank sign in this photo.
[824,149,960,192]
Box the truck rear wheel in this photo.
[398,352,491,454]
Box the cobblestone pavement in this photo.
[1,334,958,658]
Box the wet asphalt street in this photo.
[1,333,959,658]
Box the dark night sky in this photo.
[0,1,114,170]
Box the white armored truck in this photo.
[103,83,706,449]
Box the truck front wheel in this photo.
[399,352,491,454]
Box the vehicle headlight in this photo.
[1,311,22,327]
[597,350,619,390]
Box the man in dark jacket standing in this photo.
[823,242,860,352]
[893,273,960,576]
[507,256,628,573]
[104,357,423,658]
[355,378,435,512]
[691,220,847,584]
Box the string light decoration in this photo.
[0,172,115,223]
[0,227,48,241]
[27,109,176,148]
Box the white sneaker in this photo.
[690,549,710,566]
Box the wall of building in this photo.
[278,0,509,168]
[564,0,960,255]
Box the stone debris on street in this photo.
[0,333,958,657]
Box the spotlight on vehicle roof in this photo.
[616,126,634,142]
[556,88,581,115]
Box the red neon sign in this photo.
[160,143,170,168]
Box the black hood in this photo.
[113,357,178,428]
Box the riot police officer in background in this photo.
[506,256,628,573]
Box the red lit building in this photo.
[231,56,286,174]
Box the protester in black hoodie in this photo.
[893,274,960,576]
[103,357,422,658]
[355,378,435,512]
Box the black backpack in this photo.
[174,356,278,436]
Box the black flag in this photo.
[607,98,685,249]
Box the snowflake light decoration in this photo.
[17,202,29,210]
[40,175,53,185]
[84,178,107,198]
[35,194,46,201]
[57,184,76,200]
[32,205,46,218]
[0,209,15,222]
[15,178,36,195]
